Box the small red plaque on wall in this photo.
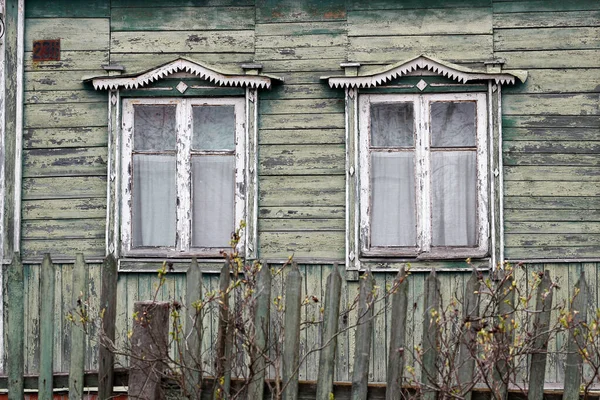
[32,39,60,61]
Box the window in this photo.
[121,97,246,257]
[358,92,488,259]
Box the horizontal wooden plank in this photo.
[25,90,106,105]
[505,196,599,210]
[22,218,105,239]
[259,112,345,130]
[258,58,344,72]
[504,166,600,181]
[259,128,345,145]
[259,231,345,259]
[497,49,600,69]
[22,176,106,200]
[255,46,347,61]
[348,0,491,11]
[255,21,346,36]
[348,8,492,36]
[256,0,347,23]
[261,84,344,100]
[493,0,600,13]
[113,0,253,6]
[505,233,600,247]
[22,198,106,220]
[494,27,600,51]
[25,0,109,17]
[259,206,344,219]
[502,94,599,116]
[256,33,346,48]
[505,222,600,234]
[504,153,599,166]
[259,144,345,175]
[24,103,108,129]
[21,238,105,259]
[502,115,600,128]
[504,209,600,222]
[493,10,600,28]
[24,127,108,149]
[273,72,338,84]
[25,19,110,51]
[111,30,254,53]
[109,52,251,73]
[259,218,345,231]
[259,175,345,206]
[25,51,109,71]
[23,147,108,177]
[348,34,493,64]
[111,6,254,31]
[504,140,600,154]
[503,127,600,141]
[260,98,344,114]
[505,181,600,197]
[503,68,600,94]
[505,246,600,260]
[25,71,104,92]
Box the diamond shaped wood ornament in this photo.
[416,79,428,91]
[176,81,188,93]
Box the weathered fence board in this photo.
[421,270,441,400]
[185,258,203,399]
[39,254,56,400]
[386,267,408,400]
[529,271,554,400]
[68,254,88,400]
[248,262,272,400]
[7,253,25,400]
[98,255,118,399]
[351,270,375,400]
[282,262,303,400]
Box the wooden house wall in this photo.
[11,0,600,384]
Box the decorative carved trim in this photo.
[323,55,527,89]
[86,58,280,90]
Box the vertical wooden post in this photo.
[128,301,170,400]
[316,264,342,400]
[69,254,89,400]
[248,262,271,400]
[528,271,554,400]
[213,260,231,400]
[282,262,302,400]
[457,270,481,400]
[563,271,588,400]
[422,270,441,400]
[98,254,118,399]
[351,269,375,400]
[386,267,409,400]
[39,254,56,400]
[493,269,515,400]
[185,258,203,400]
[6,253,24,400]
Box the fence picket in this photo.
[316,263,342,400]
[38,254,55,400]
[98,254,118,400]
[422,269,441,400]
[493,269,515,400]
[213,259,232,400]
[282,262,302,400]
[248,262,272,400]
[458,270,481,400]
[68,254,89,400]
[386,267,409,400]
[6,253,24,400]
[351,269,375,400]
[185,258,203,400]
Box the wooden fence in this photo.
[2,253,598,399]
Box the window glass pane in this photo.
[192,155,235,247]
[431,151,477,246]
[133,105,177,151]
[371,152,416,247]
[431,101,476,147]
[132,154,176,247]
[370,103,414,147]
[192,105,235,151]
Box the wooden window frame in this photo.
[120,97,247,258]
[358,92,489,260]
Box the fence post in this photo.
[6,252,24,400]
[386,267,409,400]
[39,254,56,400]
[493,269,515,400]
[98,254,118,399]
[185,258,203,400]
[128,301,170,400]
[563,271,588,400]
[351,269,375,400]
[422,269,441,400]
[69,254,89,400]
[528,271,554,400]
[457,270,481,400]
[248,262,272,400]
[213,259,232,400]
[316,263,342,400]
[282,262,302,400]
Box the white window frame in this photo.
[120,97,246,258]
[358,92,489,259]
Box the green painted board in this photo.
[24,127,108,149]
[24,19,110,51]
[493,0,600,13]
[503,127,600,141]
[21,239,106,259]
[256,21,346,36]
[21,218,105,239]
[502,115,600,128]
[260,99,344,114]
[504,166,600,181]
[113,0,253,6]
[504,140,600,154]
[25,0,109,17]
[25,90,107,105]
[256,0,346,22]
[259,175,345,207]
[505,222,600,234]
[24,103,108,129]
[259,144,345,175]
[261,84,344,100]
[505,181,600,197]
[259,218,344,231]
[256,33,346,48]
[255,46,347,62]
[347,0,490,11]
[502,68,600,94]
[23,147,107,177]
[504,196,599,210]
[505,233,600,247]
[22,176,107,200]
[493,10,600,28]
[259,206,344,219]
[505,247,600,260]
[109,52,250,74]
[494,27,600,51]
[110,30,254,53]
[22,198,106,220]
[505,209,600,223]
[25,51,109,72]
[504,153,599,167]
[495,49,600,69]
[259,128,345,145]
[259,58,344,72]
[259,112,344,130]
[25,70,104,91]
[502,93,599,116]
[258,231,345,259]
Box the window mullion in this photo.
[417,95,432,254]
[177,99,192,252]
